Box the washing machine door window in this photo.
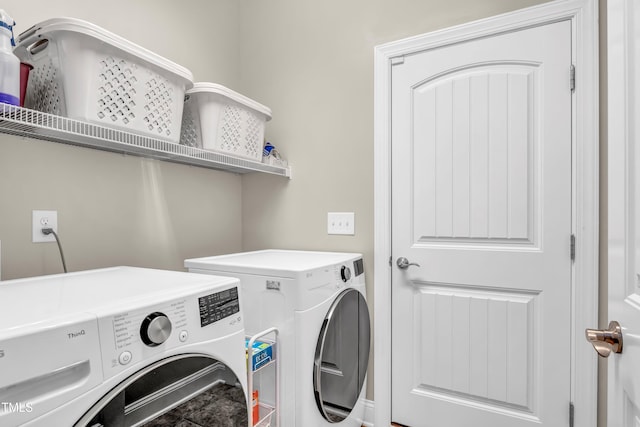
[313,288,371,423]
[74,354,247,427]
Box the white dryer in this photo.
[0,267,248,427]
[185,250,371,427]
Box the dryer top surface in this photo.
[185,249,362,278]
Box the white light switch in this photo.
[328,212,355,235]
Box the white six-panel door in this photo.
[391,20,573,427]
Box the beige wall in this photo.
[0,0,244,279]
[237,0,551,400]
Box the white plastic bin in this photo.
[181,82,271,161]
[14,18,193,143]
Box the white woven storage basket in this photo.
[14,18,193,143]
[181,83,271,161]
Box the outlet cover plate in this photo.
[328,212,355,235]
[33,210,58,243]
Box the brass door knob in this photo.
[585,321,623,358]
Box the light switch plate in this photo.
[328,212,355,235]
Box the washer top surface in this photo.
[0,266,239,331]
[185,249,362,278]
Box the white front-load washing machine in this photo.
[0,267,249,427]
[185,250,371,427]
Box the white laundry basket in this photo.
[181,83,271,161]
[14,18,193,143]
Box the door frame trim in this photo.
[373,1,599,426]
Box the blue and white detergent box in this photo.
[246,339,273,371]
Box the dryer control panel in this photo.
[339,258,364,282]
[333,258,364,286]
[353,258,364,277]
[292,258,366,310]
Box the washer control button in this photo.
[140,312,172,347]
[179,330,189,342]
[119,351,132,365]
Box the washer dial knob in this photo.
[340,265,352,282]
[140,312,172,347]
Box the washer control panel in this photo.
[198,287,240,327]
[111,300,187,353]
[99,284,242,378]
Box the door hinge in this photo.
[570,234,576,262]
[569,402,574,427]
[570,64,576,92]
[391,56,405,66]
[389,256,392,267]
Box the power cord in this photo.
[41,228,68,273]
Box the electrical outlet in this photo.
[32,210,58,243]
[328,212,355,235]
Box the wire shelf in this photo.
[0,105,291,178]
